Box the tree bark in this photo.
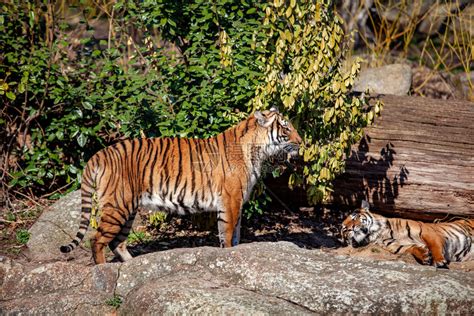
[330,95,474,220]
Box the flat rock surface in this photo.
[1,242,473,314]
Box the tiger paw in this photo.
[422,252,433,265]
[434,261,449,269]
[409,246,433,266]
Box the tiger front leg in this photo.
[217,196,243,248]
[406,245,432,265]
[423,235,449,268]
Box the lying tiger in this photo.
[341,201,474,268]
[61,107,302,264]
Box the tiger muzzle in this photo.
[284,143,300,156]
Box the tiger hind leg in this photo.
[431,249,449,269]
[109,211,137,262]
[91,206,128,264]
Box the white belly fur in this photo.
[139,192,220,215]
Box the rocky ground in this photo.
[2,241,474,314]
[1,191,473,314]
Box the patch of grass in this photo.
[105,295,122,309]
[127,231,150,244]
[147,211,168,229]
[15,229,31,244]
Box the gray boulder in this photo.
[353,63,412,96]
[26,190,93,262]
[26,190,145,262]
[2,242,473,314]
[452,71,474,102]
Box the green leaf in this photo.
[6,91,16,100]
[83,101,93,110]
[77,133,87,147]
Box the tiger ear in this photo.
[361,200,370,210]
[254,111,274,127]
[269,107,279,113]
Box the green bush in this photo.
[251,1,381,204]
[1,0,378,210]
[1,0,267,203]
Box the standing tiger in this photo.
[341,201,474,268]
[60,108,302,264]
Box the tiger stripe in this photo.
[341,201,474,268]
[60,108,302,264]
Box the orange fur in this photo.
[61,108,301,264]
[341,202,474,268]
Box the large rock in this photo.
[26,190,144,262]
[0,255,118,315]
[1,242,473,314]
[353,63,412,96]
[452,71,474,102]
[26,190,92,261]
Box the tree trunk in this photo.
[330,95,474,220]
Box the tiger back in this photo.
[341,201,474,268]
[60,108,302,264]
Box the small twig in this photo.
[12,190,42,207]
[108,4,114,50]
[40,181,74,199]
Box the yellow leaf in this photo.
[320,167,329,180]
[303,149,311,162]
[351,62,360,75]
[332,81,340,92]
[322,29,328,40]
[285,30,293,43]
[368,111,374,122]
[345,77,353,87]
[329,35,335,49]
[340,81,347,93]
[323,108,334,122]
[375,104,380,114]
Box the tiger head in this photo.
[341,200,377,247]
[253,107,302,157]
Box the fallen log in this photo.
[330,94,474,220]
